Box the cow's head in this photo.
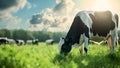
[58,37,72,55]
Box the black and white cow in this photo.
[0,37,8,44]
[26,39,39,45]
[59,11,119,55]
[8,39,16,44]
[15,39,25,45]
[45,39,54,45]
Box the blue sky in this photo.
[0,0,120,32]
[13,0,56,19]
[0,0,57,30]
[16,0,56,29]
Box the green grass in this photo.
[0,43,120,68]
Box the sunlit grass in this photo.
[0,43,120,68]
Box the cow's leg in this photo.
[84,36,89,55]
[79,44,84,55]
[111,35,116,54]
[116,39,119,46]
[110,29,117,54]
[116,36,119,46]
[107,36,112,54]
[79,34,84,55]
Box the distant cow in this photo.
[8,39,16,44]
[15,39,25,45]
[26,39,39,45]
[59,11,119,55]
[45,39,54,45]
[26,40,32,44]
[32,39,39,45]
[0,37,8,44]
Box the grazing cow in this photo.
[26,40,33,44]
[32,39,39,45]
[26,39,39,45]
[58,11,119,55]
[8,39,16,44]
[45,39,54,45]
[15,39,25,45]
[0,37,8,44]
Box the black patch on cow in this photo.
[66,16,89,44]
[60,39,72,55]
[84,47,88,53]
[0,39,8,44]
[89,11,115,36]
[60,16,89,54]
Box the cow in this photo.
[15,39,25,45]
[58,11,119,55]
[45,39,54,45]
[0,37,8,44]
[26,39,39,45]
[32,39,39,45]
[8,39,16,44]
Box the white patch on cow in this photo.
[79,34,84,45]
[76,11,93,29]
[26,40,33,44]
[8,39,16,44]
[76,11,93,37]
[112,13,118,28]
[58,38,64,54]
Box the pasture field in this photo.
[0,43,120,68]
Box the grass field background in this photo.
[0,43,120,68]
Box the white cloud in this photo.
[54,0,75,15]
[29,0,76,32]
[0,16,22,29]
[26,2,37,10]
[29,8,72,32]
[0,0,30,29]
[0,13,12,21]
[0,0,27,21]
[56,0,61,4]
[0,0,29,30]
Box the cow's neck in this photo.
[65,16,82,45]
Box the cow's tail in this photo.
[114,14,119,27]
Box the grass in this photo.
[0,43,120,68]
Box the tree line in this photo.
[0,29,66,42]
[0,29,120,43]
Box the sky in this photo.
[0,0,120,32]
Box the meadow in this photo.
[0,43,120,68]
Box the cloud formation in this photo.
[30,8,67,25]
[29,0,75,32]
[30,8,69,31]
[0,0,18,10]
[0,16,22,29]
[54,0,75,15]
[0,0,27,21]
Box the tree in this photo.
[0,29,12,38]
